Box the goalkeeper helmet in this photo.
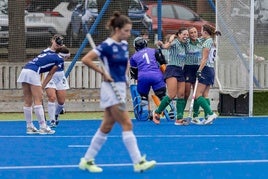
[133,37,147,51]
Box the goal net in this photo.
[216,0,268,98]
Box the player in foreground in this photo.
[17,46,69,134]
[78,11,156,173]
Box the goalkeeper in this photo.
[129,37,167,120]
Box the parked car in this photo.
[69,0,152,46]
[145,2,214,41]
[0,0,63,47]
[26,0,78,46]
[0,0,8,46]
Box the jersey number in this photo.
[143,53,150,64]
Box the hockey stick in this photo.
[86,33,126,111]
[65,0,111,78]
[41,73,47,121]
[185,78,199,124]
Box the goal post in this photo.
[215,0,258,116]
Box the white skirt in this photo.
[17,69,41,86]
[45,71,70,90]
[100,81,126,109]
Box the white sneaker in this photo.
[39,126,55,135]
[191,117,204,125]
[50,120,57,128]
[26,126,39,134]
[204,113,217,125]
[79,158,103,173]
[134,155,156,172]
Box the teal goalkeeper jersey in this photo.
[185,38,203,65]
[167,39,186,67]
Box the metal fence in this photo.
[0,62,221,112]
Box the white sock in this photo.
[47,102,56,121]
[23,106,33,127]
[33,105,46,128]
[55,103,64,116]
[84,129,107,161]
[122,130,142,164]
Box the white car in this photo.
[26,0,78,46]
[40,2,74,38]
[0,13,8,46]
[0,0,59,47]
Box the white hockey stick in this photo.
[185,78,199,123]
[86,34,126,110]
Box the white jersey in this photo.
[45,71,69,90]
[207,45,216,67]
[41,48,69,90]
[202,38,216,68]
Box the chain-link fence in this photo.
[216,0,268,96]
[0,0,216,62]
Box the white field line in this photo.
[1,134,268,138]
[1,159,268,170]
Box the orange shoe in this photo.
[152,111,160,125]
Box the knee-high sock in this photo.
[84,129,107,161]
[196,96,213,116]
[55,103,64,116]
[122,130,142,164]
[24,106,33,127]
[33,105,46,128]
[204,98,210,118]
[155,96,172,114]
[176,98,186,119]
[47,102,56,121]
[193,99,200,118]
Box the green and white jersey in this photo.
[185,38,203,65]
[161,48,170,63]
[202,38,216,68]
[167,39,186,67]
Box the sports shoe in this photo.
[168,111,175,120]
[55,115,59,125]
[174,119,188,126]
[148,110,153,121]
[152,111,160,124]
[191,117,204,125]
[204,113,217,125]
[79,158,103,173]
[60,108,65,114]
[50,120,57,128]
[39,126,55,135]
[134,155,156,172]
[26,126,39,134]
